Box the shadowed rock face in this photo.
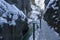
[44,0,60,35]
[0,17,29,40]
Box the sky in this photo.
[35,0,45,10]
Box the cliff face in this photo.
[44,0,60,35]
[44,0,50,7]
[0,0,29,40]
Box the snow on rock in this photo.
[8,20,16,26]
[29,4,41,27]
[28,18,33,24]
[44,0,59,14]
[28,6,40,27]
[31,4,37,10]
[46,0,55,9]
[29,4,40,22]
[0,17,7,25]
[29,4,41,40]
[0,0,26,26]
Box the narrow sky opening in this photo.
[35,0,45,10]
